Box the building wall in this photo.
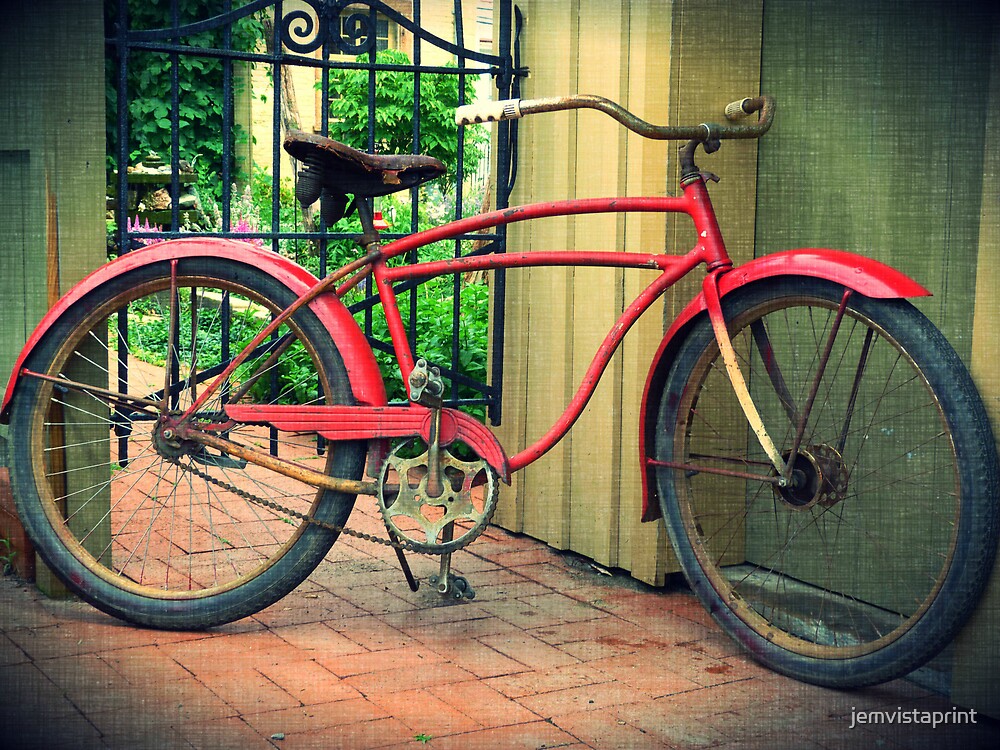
[0,0,106,589]
[495,0,999,716]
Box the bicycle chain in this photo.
[164,456,415,551]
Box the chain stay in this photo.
[165,456,415,551]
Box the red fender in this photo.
[638,249,931,523]
[1,238,387,422]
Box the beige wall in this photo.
[493,0,763,584]
[493,0,999,716]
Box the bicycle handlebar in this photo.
[456,94,775,141]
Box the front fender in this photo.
[638,248,931,522]
[1,238,387,422]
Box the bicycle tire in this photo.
[9,257,366,629]
[653,276,999,688]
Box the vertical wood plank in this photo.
[0,0,106,594]
[950,15,1000,719]
[566,0,629,566]
[617,0,675,585]
[494,0,579,546]
[640,0,764,584]
[490,0,531,532]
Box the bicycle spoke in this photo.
[750,319,799,424]
[15,260,369,614]
[654,279,982,679]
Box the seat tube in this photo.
[373,259,417,390]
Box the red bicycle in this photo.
[4,94,997,689]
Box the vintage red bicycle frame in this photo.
[227,179,729,479]
[211,173,929,487]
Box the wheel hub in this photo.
[152,417,191,459]
[775,445,849,511]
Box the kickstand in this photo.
[388,527,420,592]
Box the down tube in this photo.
[505,262,695,473]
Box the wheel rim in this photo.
[29,272,342,601]
[671,294,961,659]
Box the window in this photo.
[340,13,393,52]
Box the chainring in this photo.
[377,439,499,554]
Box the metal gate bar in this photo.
[107,0,525,447]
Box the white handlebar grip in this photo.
[455,99,522,126]
[724,98,752,120]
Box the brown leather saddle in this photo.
[283,130,446,224]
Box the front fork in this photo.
[701,269,852,488]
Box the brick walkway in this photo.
[2,500,998,750]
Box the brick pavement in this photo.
[2,500,999,750]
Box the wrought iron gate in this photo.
[107,0,524,428]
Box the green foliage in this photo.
[0,538,16,576]
[324,49,487,179]
[112,24,492,418]
[314,191,490,417]
[120,292,324,407]
[361,260,489,417]
[105,0,265,202]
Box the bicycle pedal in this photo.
[428,573,475,600]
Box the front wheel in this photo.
[9,257,366,629]
[654,277,999,688]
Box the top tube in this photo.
[378,196,692,262]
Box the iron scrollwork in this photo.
[280,0,380,55]
[280,0,519,69]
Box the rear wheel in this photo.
[10,257,366,629]
[654,277,999,687]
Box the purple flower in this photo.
[127,216,164,246]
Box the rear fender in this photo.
[1,238,387,422]
[638,249,931,522]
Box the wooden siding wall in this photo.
[756,0,998,716]
[492,0,764,585]
[493,0,998,717]
[0,0,106,593]
[0,0,106,380]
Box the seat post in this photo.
[355,197,381,247]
